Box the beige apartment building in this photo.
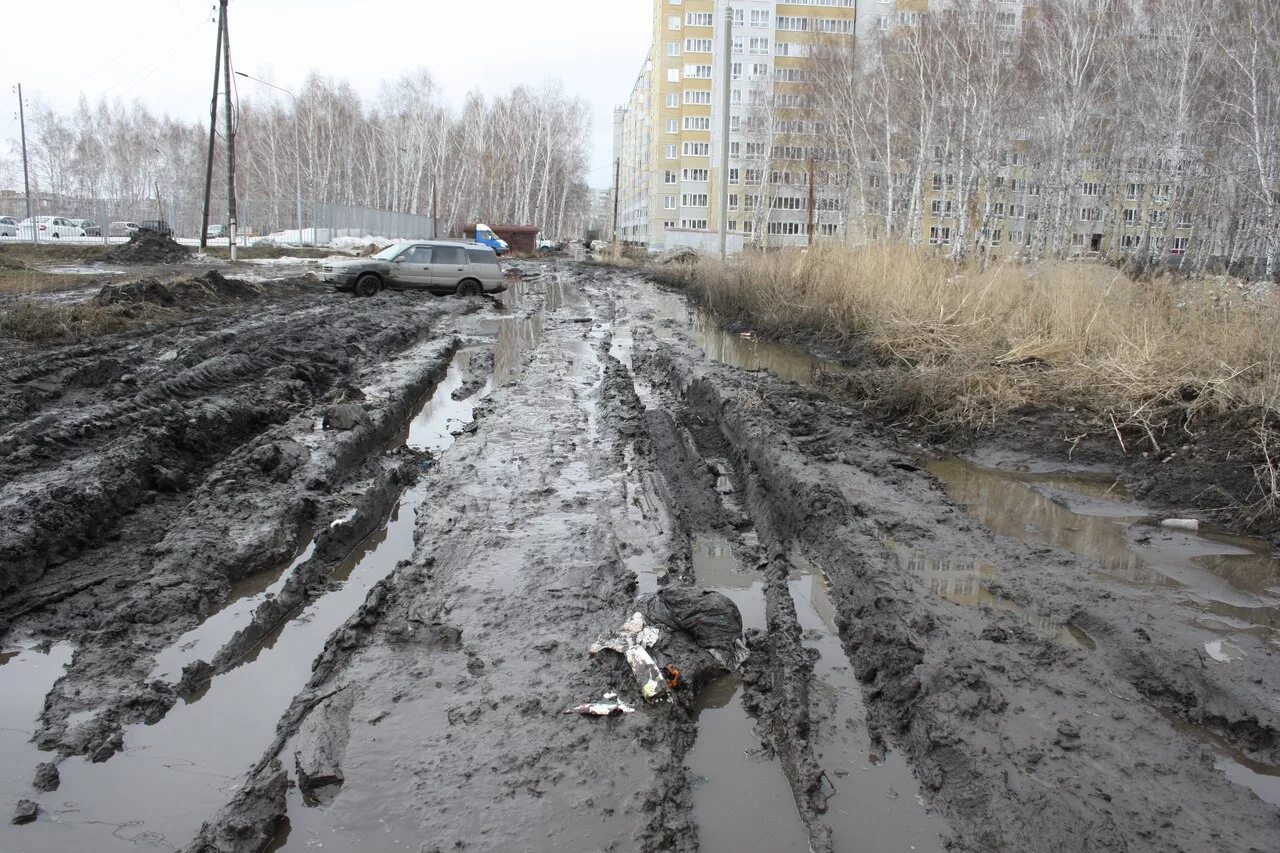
[615,0,857,252]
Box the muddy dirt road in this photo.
[1,262,1278,852]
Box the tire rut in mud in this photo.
[632,324,1280,853]
[0,290,473,770]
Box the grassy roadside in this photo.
[0,300,164,343]
[647,244,1280,522]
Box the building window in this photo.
[1126,183,1139,200]
[777,16,810,31]
[992,202,1006,217]
[685,64,713,79]
[681,168,709,181]
[684,116,711,131]
[1079,207,1101,221]
[682,142,710,156]
[667,68,680,83]
[684,89,711,105]
[749,36,770,54]
[664,196,676,210]
[668,42,680,57]
[1081,182,1104,196]
[685,11,712,26]
[664,171,678,185]
[680,219,709,230]
[665,144,677,159]
[1171,236,1190,254]
[681,193,708,207]
[750,9,770,27]
[668,15,682,29]
[685,38,712,52]
[729,194,739,210]
[666,119,678,134]
[929,226,951,245]
[666,93,679,109]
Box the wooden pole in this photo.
[221,0,238,261]
[199,8,223,252]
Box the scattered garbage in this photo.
[565,691,636,717]
[1204,639,1245,662]
[590,612,668,701]
[1160,518,1201,532]
[637,587,749,670]
[587,589,748,704]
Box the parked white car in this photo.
[110,221,141,238]
[0,216,17,237]
[18,216,86,240]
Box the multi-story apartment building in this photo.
[616,0,857,252]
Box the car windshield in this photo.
[372,245,404,261]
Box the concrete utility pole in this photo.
[221,0,238,261]
[718,5,733,260]
[432,172,439,238]
[612,158,621,260]
[236,73,304,244]
[200,8,223,252]
[17,83,33,242]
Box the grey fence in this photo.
[0,193,435,245]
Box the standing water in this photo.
[0,342,501,853]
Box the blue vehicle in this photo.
[473,223,509,256]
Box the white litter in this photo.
[1204,640,1245,662]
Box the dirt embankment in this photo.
[102,230,192,265]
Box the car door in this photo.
[429,245,467,291]
[389,245,433,289]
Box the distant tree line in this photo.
[791,0,1280,277]
[2,70,593,237]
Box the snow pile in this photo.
[331,235,396,253]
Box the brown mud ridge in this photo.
[93,269,321,310]
[1,262,1277,852]
[102,230,193,265]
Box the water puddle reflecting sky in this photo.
[927,458,1280,646]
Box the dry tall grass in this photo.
[0,300,162,343]
[677,244,1280,436]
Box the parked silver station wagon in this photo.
[322,240,506,297]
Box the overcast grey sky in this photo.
[1,0,651,190]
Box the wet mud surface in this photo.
[1,261,1278,851]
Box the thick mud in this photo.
[1,260,1278,852]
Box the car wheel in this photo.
[456,279,483,298]
[52,232,60,239]
[354,274,381,298]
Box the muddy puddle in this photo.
[3,347,497,852]
[687,674,810,853]
[625,280,846,387]
[928,457,1280,646]
[1155,708,1280,807]
[789,555,949,851]
[0,643,74,828]
[689,535,946,851]
[886,546,1095,650]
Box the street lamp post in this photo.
[235,72,304,244]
